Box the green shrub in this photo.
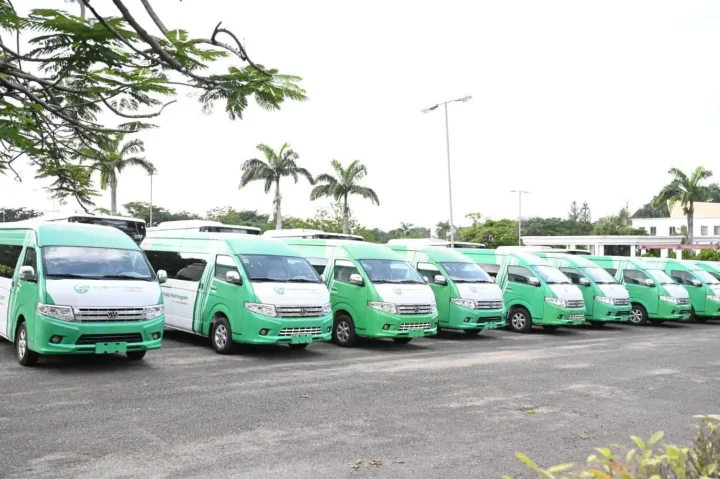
[505,415,720,479]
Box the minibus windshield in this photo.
[582,267,618,284]
[440,262,493,283]
[42,246,155,281]
[359,259,425,284]
[693,269,720,284]
[532,265,572,284]
[645,269,676,285]
[239,255,321,283]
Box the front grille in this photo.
[74,307,146,322]
[76,333,143,345]
[476,300,503,310]
[278,327,322,336]
[396,304,434,315]
[567,300,584,309]
[613,298,630,306]
[276,306,325,318]
[477,317,503,323]
[568,314,585,321]
[399,323,431,331]
[678,298,690,305]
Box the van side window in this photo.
[215,255,239,281]
[604,268,617,276]
[0,244,23,279]
[560,267,583,285]
[507,265,533,284]
[307,257,328,275]
[623,269,649,285]
[145,250,209,282]
[333,259,360,283]
[22,247,37,271]
[417,262,441,284]
[670,270,693,285]
[479,264,500,279]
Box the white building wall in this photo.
[631,217,720,239]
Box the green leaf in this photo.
[647,431,664,447]
[516,453,542,472]
[547,463,574,474]
[631,436,646,450]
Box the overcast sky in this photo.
[4,0,720,230]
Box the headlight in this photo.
[659,296,678,304]
[368,302,396,314]
[321,303,332,315]
[544,297,567,307]
[430,303,437,313]
[144,304,164,320]
[244,302,277,317]
[451,298,476,309]
[706,295,720,302]
[37,303,75,321]
[594,296,615,305]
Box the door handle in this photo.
[331,286,338,291]
[210,285,217,291]
[507,287,514,291]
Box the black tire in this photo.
[210,317,234,354]
[435,326,443,337]
[692,308,707,322]
[590,321,607,328]
[507,307,533,333]
[288,343,309,350]
[463,329,481,337]
[15,321,39,367]
[542,325,560,332]
[333,314,357,347]
[649,318,665,326]
[126,351,146,360]
[629,304,649,326]
[393,337,413,344]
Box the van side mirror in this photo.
[579,277,590,286]
[422,276,429,284]
[18,266,36,282]
[644,278,655,287]
[226,271,242,285]
[434,274,447,285]
[349,273,364,286]
[691,279,702,287]
[528,277,540,286]
[157,270,167,284]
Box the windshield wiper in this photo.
[46,273,98,280]
[285,278,321,283]
[454,279,491,283]
[100,274,153,281]
[397,280,423,284]
[250,277,285,282]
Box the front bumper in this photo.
[233,311,333,345]
[29,314,164,355]
[361,309,438,339]
[588,302,631,322]
[443,302,506,330]
[652,301,692,321]
[538,304,586,326]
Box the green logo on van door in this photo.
[74,285,90,294]
[274,287,286,295]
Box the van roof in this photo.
[152,220,261,232]
[536,252,598,268]
[643,258,702,271]
[10,212,145,224]
[388,245,473,263]
[144,231,296,256]
[339,242,402,260]
[0,222,140,249]
[585,255,654,270]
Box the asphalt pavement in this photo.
[1,321,719,479]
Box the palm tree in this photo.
[93,136,155,215]
[436,221,451,240]
[400,222,414,237]
[239,143,314,229]
[310,160,379,234]
[654,166,713,245]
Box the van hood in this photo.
[708,284,720,295]
[661,283,690,299]
[252,282,329,306]
[548,284,583,300]
[375,284,435,305]
[456,283,503,301]
[597,283,629,299]
[45,279,161,307]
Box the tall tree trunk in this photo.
[274,179,282,230]
[342,195,349,234]
[687,210,694,246]
[110,178,118,215]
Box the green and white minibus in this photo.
[264,229,365,241]
[142,232,333,352]
[0,222,165,366]
[388,244,505,335]
[457,249,586,332]
[586,256,691,325]
[696,261,720,282]
[642,258,720,321]
[149,220,261,235]
[536,253,631,326]
[280,239,438,346]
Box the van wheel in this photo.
[463,329,481,337]
[126,351,146,360]
[692,308,707,322]
[649,319,665,326]
[15,322,39,367]
[507,307,533,333]
[393,337,412,344]
[333,314,357,347]
[629,304,648,325]
[211,317,234,354]
[590,321,606,328]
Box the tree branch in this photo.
[101,96,176,118]
[138,0,169,36]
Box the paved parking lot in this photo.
[1,322,719,479]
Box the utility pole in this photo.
[149,172,154,227]
[511,190,529,245]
